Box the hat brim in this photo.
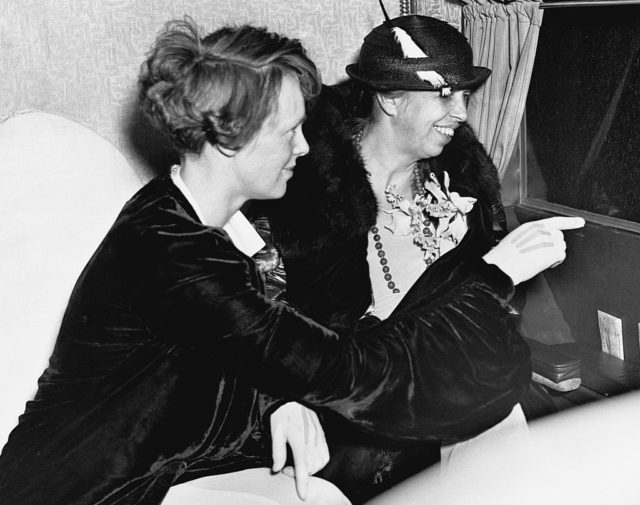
[345,63,491,92]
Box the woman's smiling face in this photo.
[394,89,470,160]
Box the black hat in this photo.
[346,14,491,94]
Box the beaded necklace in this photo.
[354,128,476,295]
[354,127,424,293]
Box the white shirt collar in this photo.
[170,165,266,257]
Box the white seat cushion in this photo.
[0,110,143,447]
[164,468,351,505]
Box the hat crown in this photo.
[367,16,470,58]
[347,15,490,92]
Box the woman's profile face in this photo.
[395,89,470,160]
[232,74,309,201]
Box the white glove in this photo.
[270,401,329,500]
[483,217,585,286]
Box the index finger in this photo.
[290,441,309,500]
[294,462,309,501]
[539,217,585,231]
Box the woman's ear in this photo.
[199,141,235,160]
[215,144,236,158]
[202,113,237,158]
[374,92,402,117]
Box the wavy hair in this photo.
[139,17,321,154]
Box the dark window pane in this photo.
[526,4,640,223]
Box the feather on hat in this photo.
[377,0,451,95]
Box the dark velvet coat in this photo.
[266,84,532,502]
[0,175,527,505]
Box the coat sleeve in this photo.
[134,217,529,443]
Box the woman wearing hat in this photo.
[263,13,584,504]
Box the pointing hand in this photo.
[483,217,585,286]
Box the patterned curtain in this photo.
[462,0,543,180]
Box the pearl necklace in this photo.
[354,127,425,293]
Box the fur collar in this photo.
[268,84,502,258]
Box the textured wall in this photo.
[414,0,462,29]
[0,0,401,176]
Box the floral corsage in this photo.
[384,171,476,266]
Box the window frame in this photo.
[517,1,640,235]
